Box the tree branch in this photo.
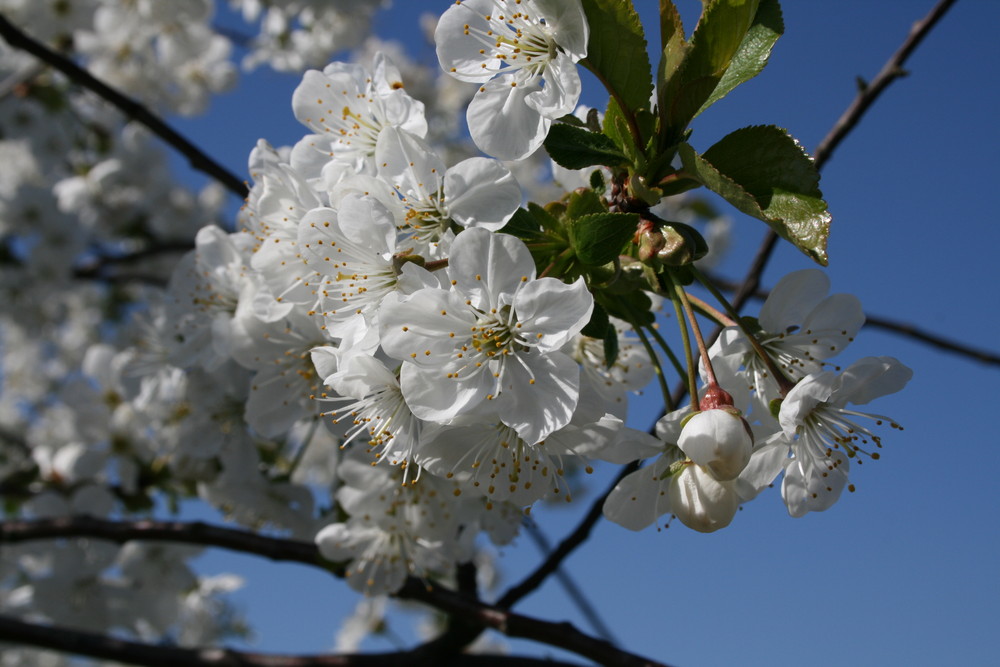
[729,0,960,316]
[0,13,249,199]
[700,273,1000,367]
[0,614,587,667]
[0,517,670,667]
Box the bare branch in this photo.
[730,0,960,315]
[0,13,249,199]
[0,613,587,667]
[813,0,960,171]
[498,461,639,611]
[0,517,670,667]
[701,273,1000,368]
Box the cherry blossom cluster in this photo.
[0,0,915,659]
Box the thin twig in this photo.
[523,519,620,645]
[0,517,669,667]
[0,13,249,199]
[731,0,960,316]
[702,272,1000,368]
[0,614,586,667]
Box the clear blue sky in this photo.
[175,2,1000,665]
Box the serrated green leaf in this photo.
[603,98,640,165]
[678,126,830,265]
[567,188,606,219]
[499,207,544,241]
[596,289,655,326]
[580,0,653,115]
[663,0,760,138]
[527,202,563,233]
[571,212,640,266]
[544,123,628,170]
[657,0,689,141]
[696,0,783,116]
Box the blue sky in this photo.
[176,2,1000,665]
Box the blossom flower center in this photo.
[460,2,559,78]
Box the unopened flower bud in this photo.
[668,463,739,532]
[637,224,666,263]
[678,408,753,481]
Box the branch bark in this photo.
[0,13,249,199]
[0,517,670,667]
[0,614,586,667]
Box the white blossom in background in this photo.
[291,53,427,177]
[436,0,589,159]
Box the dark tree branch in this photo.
[498,462,638,611]
[0,517,670,667]
[730,0,960,316]
[701,273,1000,367]
[812,0,959,171]
[0,13,249,199]
[0,614,587,667]
[523,519,619,644]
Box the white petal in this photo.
[496,351,579,444]
[514,277,593,352]
[467,74,548,161]
[434,0,502,83]
[445,158,521,230]
[758,269,830,333]
[449,228,535,309]
[602,460,672,532]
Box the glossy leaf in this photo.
[696,0,784,117]
[679,126,830,265]
[662,0,760,139]
[570,212,640,267]
[545,123,628,170]
[580,0,653,115]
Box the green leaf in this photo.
[570,212,640,266]
[527,202,563,233]
[603,98,640,165]
[499,207,544,242]
[603,323,620,368]
[580,0,653,114]
[663,0,760,138]
[696,0,783,116]
[581,302,610,338]
[566,188,606,219]
[596,289,655,326]
[678,126,830,265]
[544,123,628,170]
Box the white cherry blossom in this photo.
[379,228,593,444]
[777,356,912,517]
[436,0,589,159]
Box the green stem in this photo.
[631,321,674,413]
[644,321,686,380]
[673,278,718,388]
[663,273,699,407]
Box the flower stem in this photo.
[631,322,674,413]
[663,272,700,407]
